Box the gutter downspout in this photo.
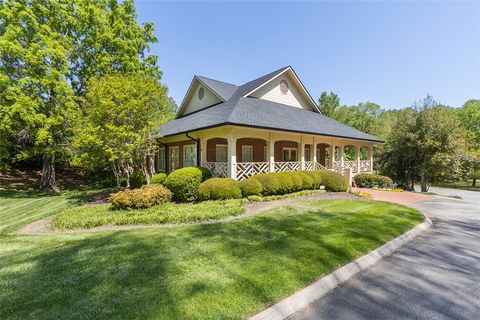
[186,133,201,166]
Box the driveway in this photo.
[291,187,480,320]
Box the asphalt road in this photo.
[291,187,480,320]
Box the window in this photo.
[169,146,179,171]
[241,145,253,162]
[184,144,197,167]
[305,147,311,161]
[215,144,227,162]
[157,148,166,172]
[198,87,204,100]
[283,147,297,162]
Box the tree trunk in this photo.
[472,177,477,187]
[39,153,59,192]
[420,173,428,192]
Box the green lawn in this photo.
[0,190,423,320]
[433,180,480,192]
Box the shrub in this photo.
[239,178,263,196]
[288,172,303,192]
[302,170,323,188]
[198,178,242,201]
[129,170,146,188]
[150,172,168,185]
[164,167,204,202]
[296,171,316,190]
[250,173,281,195]
[316,169,349,192]
[109,184,173,209]
[273,172,295,194]
[196,166,213,181]
[354,173,393,189]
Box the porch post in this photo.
[269,133,275,172]
[227,134,237,179]
[339,145,344,168]
[329,144,335,169]
[368,145,373,172]
[300,136,305,170]
[312,137,317,168]
[355,145,360,174]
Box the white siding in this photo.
[183,82,222,115]
[249,73,314,111]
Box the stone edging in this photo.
[249,214,433,320]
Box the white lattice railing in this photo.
[235,162,270,180]
[359,160,372,173]
[202,162,228,178]
[304,161,314,171]
[343,160,359,173]
[333,161,342,172]
[274,161,301,172]
[314,162,327,170]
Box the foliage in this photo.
[54,199,245,228]
[296,171,316,190]
[150,172,168,185]
[456,99,480,148]
[129,170,146,189]
[251,189,326,202]
[239,178,263,196]
[318,91,340,116]
[71,74,172,187]
[163,167,204,202]
[198,178,242,201]
[250,173,281,196]
[316,169,349,192]
[332,102,382,135]
[109,184,172,210]
[354,173,394,189]
[196,166,213,181]
[272,172,295,194]
[302,170,323,188]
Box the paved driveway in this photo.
[291,187,480,320]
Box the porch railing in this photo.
[274,161,301,172]
[236,162,270,180]
[343,160,358,173]
[359,160,372,173]
[201,161,228,178]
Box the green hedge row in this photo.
[109,184,173,209]
[354,173,394,189]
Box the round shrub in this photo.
[302,170,323,188]
[109,184,173,209]
[288,172,303,192]
[296,171,316,190]
[164,167,204,202]
[317,169,349,192]
[196,166,213,181]
[150,172,167,185]
[129,170,146,189]
[250,173,281,196]
[273,172,295,194]
[239,178,263,196]
[198,178,242,201]
[354,173,393,189]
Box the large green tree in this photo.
[318,91,340,117]
[72,74,173,188]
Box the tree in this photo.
[332,102,382,134]
[72,74,173,188]
[456,99,480,148]
[0,0,77,191]
[318,91,340,116]
[379,96,470,192]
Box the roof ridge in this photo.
[196,75,238,87]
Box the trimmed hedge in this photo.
[164,167,205,202]
[354,173,394,189]
[274,172,295,194]
[129,170,146,189]
[196,166,213,181]
[150,173,168,185]
[239,178,263,196]
[297,171,316,190]
[316,169,349,192]
[109,184,173,209]
[198,178,242,201]
[250,173,281,195]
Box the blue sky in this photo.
[136,1,480,109]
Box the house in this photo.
[157,66,382,181]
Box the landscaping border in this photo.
[249,212,432,320]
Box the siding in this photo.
[249,73,313,110]
[183,82,222,115]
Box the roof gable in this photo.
[176,77,225,117]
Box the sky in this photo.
[135,1,480,109]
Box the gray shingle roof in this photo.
[161,67,382,143]
[161,97,382,142]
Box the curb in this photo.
[249,215,433,320]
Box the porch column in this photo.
[328,144,335,169]
[200,136,207,165]
[312,138,317,168]
[227,135,237,179]
[355,146,360,174]
[339,145,344,168]
[300,136,305,170]
[368,145,373,172]
[269,133,275,172]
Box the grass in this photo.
[53,199,246,229]
[433,180,480,192]
[0,189,423,320]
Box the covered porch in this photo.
[156,126,375,181]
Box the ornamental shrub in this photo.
[109,184,173,210]
[196,166,213,181]
[316,169,349,192]
[302,170,323,188]
[273,172,295,194]
[164,167,204,202]
[150,172,168,185]
[250,173,281,196]
[129,170,146,188]
[354,173,393,189]
[296,171,316,190]
[288,172,303,192]
[239,178,263,196]
[198,178,242,201]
